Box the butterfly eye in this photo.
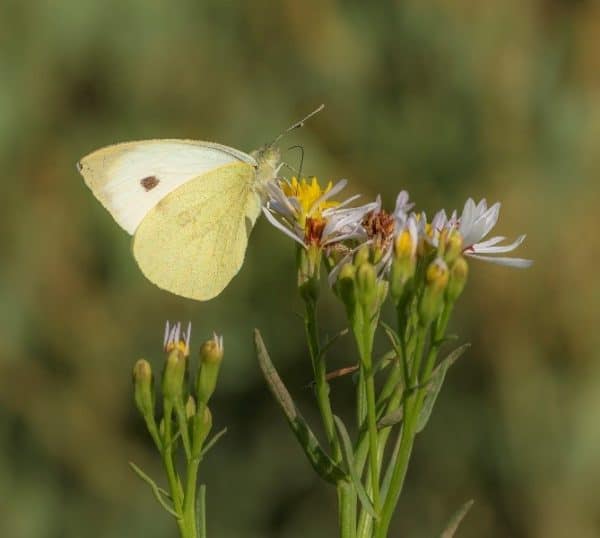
[140,176,160,191]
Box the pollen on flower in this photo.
[362,209,395,247]
[280,177,339,225]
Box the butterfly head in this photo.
[251,144,282,185]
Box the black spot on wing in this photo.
[141,176,160,191]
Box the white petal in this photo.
[466,253,533,268]
[262,207,306,247]
[469,235,506,249]
[472,234,526,254]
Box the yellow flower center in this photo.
[281,177,339,226]
[165,340,189,357]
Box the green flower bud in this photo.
[162,348,187,404]
[192,405,213,458]
[336,263,357,318]
[356,262,378,312]
[133,359,154,419]
[186,394,197,419]
[419,258,449,326]
[446,256,468,303]
[297,244,321,305]
[354,244,370,266]
[196,334,224,405]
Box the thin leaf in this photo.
[381,321,401,352]
[321,328,349,357]
[333,415,378,520]
[129,462,181,519]
[440,499,474,538]
[254,329,347,485]
[373,349,399,375]
[377,406,404,428]
[376,383,421,429]
[200,427,227,459]
[416,343,470,433]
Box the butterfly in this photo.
[77,106,323,301]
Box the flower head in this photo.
[263,177,376,248]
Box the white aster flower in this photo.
[458,198,532,268]
[262,177,376,248]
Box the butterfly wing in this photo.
[77,139,257,234]
[132,161,261,300]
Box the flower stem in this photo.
[162,402,186,536]
[305,300,340,461]
[338,480,357,538]
[375,305,453,538]
[359,317,381,521]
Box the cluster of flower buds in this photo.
[132,322,224,459]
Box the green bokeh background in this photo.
[1,1,599,537]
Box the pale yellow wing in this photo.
[132,162,261,300]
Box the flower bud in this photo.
[297,244,321,305]
[444,231,463,265]
[419,258,449,325]
[446,256,468,303]
[186,394,197,419]
[196,335,224,405]
[336,263,357,319]
[192,405,213,458]
[133,359,154,419]
[390,230,416,302]
[162,348,187,404]
[354,244,370,266]
[356,262,378,311]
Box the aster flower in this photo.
[263,177,376,248]
[458,198,532,268]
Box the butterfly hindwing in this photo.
[132,162,261,300]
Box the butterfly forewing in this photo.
[78,140,257,234]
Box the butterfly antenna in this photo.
[288,145,305,178]
[271,104,325,146]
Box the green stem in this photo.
[305,300,341,461]
[198,485,207,538]
[183,457,200,538]
[337,480,357,538]
[375,304,453,538]
[162,402,186,536]
[359,317,381,519]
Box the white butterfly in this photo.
[77,106,323,301]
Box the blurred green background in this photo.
[1,1,599,537]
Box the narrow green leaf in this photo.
[129,461,181,519]
[321,328,349,357]
[440,499,474,538]
[373,349,399,375]
[381,321,401,352]
[254,329,347,485]
[377,406,404,428]
[416,343,470,433]
[200,427,227,459]
[333,415,378,520]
